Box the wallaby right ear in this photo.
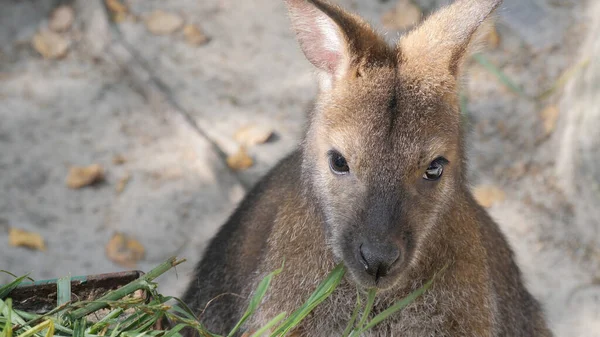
[285,0,345,75]
[285,0,386,89]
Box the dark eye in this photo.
[423,157,447,181]
[328,150,349,175]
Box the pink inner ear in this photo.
[321,50,341,74]
[287,0,344,75]
[302,35,341,74]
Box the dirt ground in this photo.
[1,0,599,335]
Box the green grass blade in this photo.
[161,323,188,337]
[0,299,26,327]
[249,312,286,337]
[0,271,19,279]
[1,299,12,337]
[270,263,346,337]
[472,53,526,97]
[341,290,361,337]
[72,317,86,337]
[118,311,149,332]
[359,279,433,333]
[226,265,284,337]
[13,311,72,335]
[169,299,200,321]
[56,276,71,308]
[43,320,54,337]
[16,320,54,337]
[86,308,124,334]
[0,275,31,300]
[356,288,376,331]
[109,322,122,337]
[131,312,163,333]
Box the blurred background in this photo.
[0,0,598,335]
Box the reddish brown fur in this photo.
[182,0,553,336]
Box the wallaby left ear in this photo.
[399,0,502,83]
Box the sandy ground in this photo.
[1,0,599,335]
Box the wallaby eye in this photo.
[328,150,350,175]
[423,157,447,181]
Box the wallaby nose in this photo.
[359,242,400,279]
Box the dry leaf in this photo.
[105,232,145,268]
[9,228,46,251]
[116,172,131,194]
[66,164,104,189]
[487,24,500,49]
[227,146,253,171]
[112,154,127,165]
[32,30,69,59]
[105,0,128,15]
[473,185,506,208]
[234,124,274,147]
[381,0,422,31]
[105,0,128,22]
[49,5,75,32]
[540,105,559,135]
[144,11,184,35]
[183,24,209,46]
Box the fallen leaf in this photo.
[49,5,75,32]
[105,0,127,15]
[381,0,422,31]
[66,164,104,189]
[227,146,253,171]
[32,30,69,59]
[105,232,145,268]
[540,104,559,135]
[487,24,500,49]
[183,24,210,46]
[105,0,128,22]
[9,228,46,251]
[116,172,131,194]
[144,11,184,35]
[234,124,274,147]
[473,185,506,208]
[112,154,127,165]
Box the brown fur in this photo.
[182,0,553,336]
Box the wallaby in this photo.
[182,0,553,336]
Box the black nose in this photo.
[359,242,400,279]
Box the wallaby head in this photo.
[285,0,501,290]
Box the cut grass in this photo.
[1,258,441,337]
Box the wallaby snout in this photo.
[358,240,400,280]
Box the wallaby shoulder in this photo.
[182,150,305,334]
[472,195,553,336]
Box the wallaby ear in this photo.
[285,0,390,88]
[399,0,502,84]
